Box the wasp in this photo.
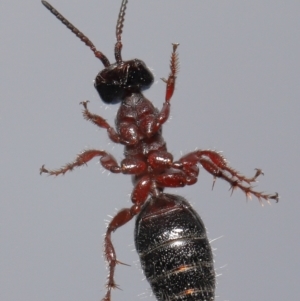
[40,1,278,300]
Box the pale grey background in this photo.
[1,1,299,301]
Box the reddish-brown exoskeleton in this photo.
[40,1,278,301]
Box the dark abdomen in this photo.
[135,193,215,301]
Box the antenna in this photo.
[41,0,111,67]
[114,0,128,63]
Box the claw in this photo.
[254,168,264,179]
[39,164,49,175]
[80,100,90,109]
[269,192,279,203]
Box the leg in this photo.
[103,203,141,301]
[142,150,199,188]
[40,149,121,176]
[102,174,156,301]
[81,101,121,144]
[155,44,179,129]
[40,150,149,176]
[174,150,279,203]
[162,43,179,102]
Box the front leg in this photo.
[81,101,121,144]
[162,43,179,103]
[153,43,180,132]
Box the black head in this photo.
[41,0,154,104]
[95,59,154,104]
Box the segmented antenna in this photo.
[115,0,128,63]
[41,0,110,67]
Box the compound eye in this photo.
[95,82,125,104]
[94,63,126,103]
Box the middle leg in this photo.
[40,149,148,176]
[173,150,279,203]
